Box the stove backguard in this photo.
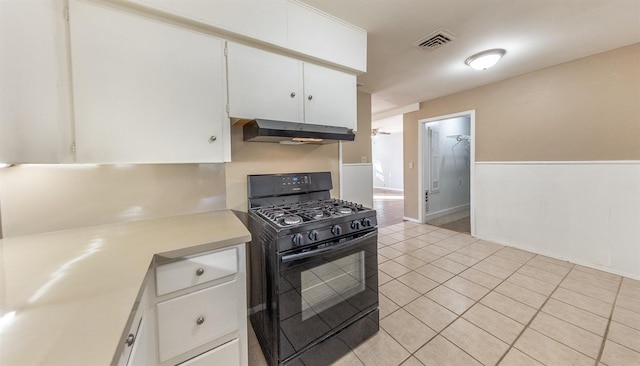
[248,172,333,209]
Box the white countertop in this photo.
[0,210,251,366]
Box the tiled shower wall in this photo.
[0,163,226,238]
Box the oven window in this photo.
[300,251,365,321]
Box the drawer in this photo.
[156,280,239,362]
[178,339,240,366]
[156,247,237,296]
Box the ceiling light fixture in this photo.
[465,49,506,70]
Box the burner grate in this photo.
[255,198,364,227]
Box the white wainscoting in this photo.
[475,161,640,280]
[340,163,373,208]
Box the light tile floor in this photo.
[248,221,640,366]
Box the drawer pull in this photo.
[196,316,205,325]
[125,334,135,347]
[195,268,205,276]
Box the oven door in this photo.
[277,229,378,363]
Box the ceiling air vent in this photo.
[413,28,456,50]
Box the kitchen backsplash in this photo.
[0,163,226,238]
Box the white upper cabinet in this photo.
[1,0,365,164]
[68,0,229,163]
[227,42,304,123]
[287,1,367,72]
[123,0,366,73]
[0,0,73,164]
[303,63,357,129]
[227,42,357,130]
[128,0,288,47]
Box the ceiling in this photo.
[300,0,640,121]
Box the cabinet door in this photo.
[303,63,357,130]
[68,0,228,163]
[287,1,367,72]
[227,42,304,122]
[128,0,288,46]
[0,0,73,163]
[124,316,147,366]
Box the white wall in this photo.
[341,163,374,208]
[475,161,640,280]
[372,132,403,190]
[423,116,470,219]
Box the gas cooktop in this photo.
[254,198,368,228]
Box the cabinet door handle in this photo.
[125,334,135,347]
[195,268,205,276]
[307,95,313,101]
[290,92,296,98]
[196,316,205,325]
[209,136,217,143]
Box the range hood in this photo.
[243,119,355,144]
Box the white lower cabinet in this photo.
[116,278,152,366]
[116,310,144,366]
[155,247,238,296]
[157,281,239,362]
[116,244,247,366]
[179,339,240,366]
[126,316,148,366]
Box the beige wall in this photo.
[404,43,640,219]
[342,91,372,164]
[225,124,340,212]
[0,163,227,237]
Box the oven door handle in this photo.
[281,230,377,263]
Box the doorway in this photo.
[418,111,475,235]
[371,116,405,227]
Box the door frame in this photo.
[417,110,476,236]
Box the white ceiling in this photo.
[300,0,640,117]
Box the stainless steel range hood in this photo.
[243,119,355,144]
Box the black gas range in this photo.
[247,172,379,366]
[252,198,375,252]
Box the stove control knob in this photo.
[350,220,360,230]
[292,233,304,246]
[331,225,342,236]
[308,230,319,241]
[361,218,372,227]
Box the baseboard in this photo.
[402,216,421,223]
[425,204,470,222]
[475,234,640,281]
[373,186,404,192]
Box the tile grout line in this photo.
[385,240,539,366]
[361,224,452,366]
[423,245,563,364]
[493,259,576,366]
[376,231,484,365]
[422,245,538,365]
[376,223,635,366]
[378,226,616,366]
[594,278,623,365]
